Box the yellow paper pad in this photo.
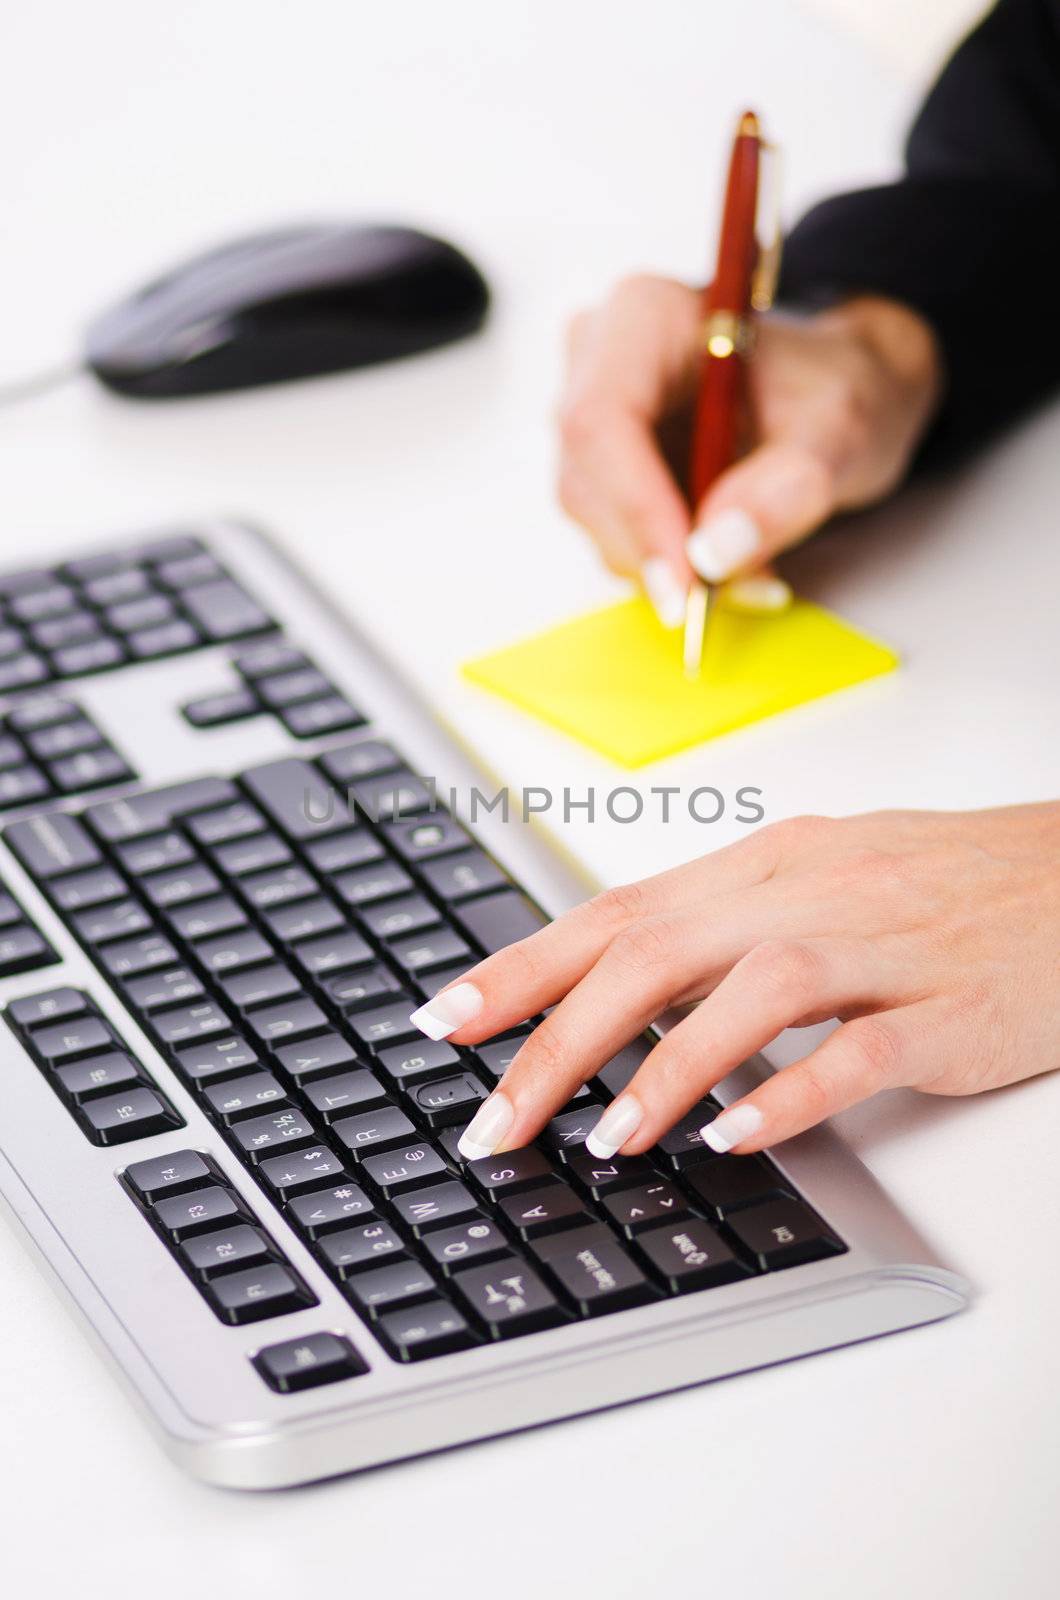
[462,596,898,767]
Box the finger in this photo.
[473,904,774,1157]
[697,1003,931,1154]
[409,833,782,1046]
[685,440,836,582]
[587,936,896,1158]
[721,565,793,614]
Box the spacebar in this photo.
[454,890,548,955]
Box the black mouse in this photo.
[85,223,490,399]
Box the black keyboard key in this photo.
[203,1072,287,1122]
[257,1145,348,1200]
[82,567,149,604]
[182,688,261,728]
[390,1179,478,1235]
[655,1101,721,1170]
[0,766,51,806]
[263,897,344,945]
[73,899,152,945]
[136,533,205,564]
[186,801,265,848]
[420,849,508,903]
[32,1015,114,1062]
[282,697,364,738]
[294,928,374,978]
[497,1183,589,1239]
[101,932,179,977]
[9,584,76,622]
[318,1220,406,1278]
[345,997,420,1051]
[196,928,274,975]
[253,1332,366,1392]
[351,769,433,823]
[562,1149,657,1197]
[376,1037,461,1085]
[26,719,103,761]
[106,594,175,633]
[175,1034,259,1082]
[246,997,329,1046]
[0,631,22,661]
[472,1033,532,1083]
[207,1262,313,1325]
[87,777,238,843]
[422,1218,509,1275]
[273,1031,358,1085]
[217,963,300,1013]
[332,1106,417,1160]
[0,924,52,971]
[50,865,127,911]
[636,1220,747,1292]
[7,986,88,1028]
[361,894,441,941]
[543,1106,603,1156]
[154,1000,232,1045]
[7,696,75,735]
[155,551,224,589]
[49,749,134,793]
[142,862,221,909]
[377,1300,474,1361]
[594,1039,653,1100]
[233,641,308,679]
[152,1189,242,1246]
[240,864,317,909]
[360,1142,450,1196]
[319,740,402,783]
[0,893,24,927]
[180,577,272,641]
[123,964,209,1017]
[257,667,333,709]
[455,890,548,955]
[51,638,127,676]
[466,1147,555,1198]
[128,620,199,659]
[30,612,100,651]
[0,736,25,769]
[389,927,473,977]
[0,654,50,693]
[453,1257,564,1339]
[533,1224,655,1316]
[168,894,248,942]
[55,1051,142,1101]
[0,568,54,599]
[683,1156,791,1217]
[211,832,292,878]
[384,813,470,864]
[242,758,350,842]
[80,1086,180,1145]
[403,1071,488,1128]
[726,1198,845,1271]
[333,860,414,907]
[602,1180,691,1235]
[232,1107,316,1161]
[286,1183,374,1238]
[117,831,196,876]
[345,1260,436,1317]
[124,1147,213,1202]
[5,810,102,878]
[181,1224,272,1281]
[304,830,383,875]
[303,1070,387,1122]
[319,964,402,1012]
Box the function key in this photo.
[55,1051,142,1100]
[80,1085,182,1145]
[182,688,260,729]
[285,1182,375,1238]
[180,578,272,642]
[377,1299,474,1362]
[32,1014,114,1063]
[532,1224,655,1317]
[726,1198,845,1272]
[453,1256,565,1339]
[207,1261,314,1325]
[232,641,309,679]
[319,741,402,784]
[420,849,508,904]
[7,986,89,1028]
[253,1332,367,1393]
[181,1224,273,1281]
[636,1219,748,1293]
[124,1147,214,1202]
[153,1190,246,1243]
[0,924,53,972]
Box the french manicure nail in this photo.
[409,982,483,1041]
[457,1092,515,1160]
[702,1102,764,1153]
[640,558,687,629]
[585,1095,644,1159]
[687,508,761,582]
[724,574,793,613]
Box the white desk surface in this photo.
[2,3,1058,1595]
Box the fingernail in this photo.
[640,558,687,629]
[687,508,761,582]
[702,1102,764,1153]
[457,1092,515,1160]
[724,574,793,613]
[409,982,483,1041]
[585,1095,644,1159]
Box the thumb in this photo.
[685,441,836,582]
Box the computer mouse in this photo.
[84,223,490,399]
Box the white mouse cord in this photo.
[0,360,83,409]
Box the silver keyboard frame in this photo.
[0,519,971,1489]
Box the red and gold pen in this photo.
[684,109,780,677]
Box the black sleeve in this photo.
[777,0,1060,465]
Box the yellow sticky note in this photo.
[462,595,898,767]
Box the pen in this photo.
[683,109,776,678]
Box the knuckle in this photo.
[763,812,831,858]
[557,395,610,453]
[607,915,676,976]
[792,1057,837,1122]
[742,939,824,1004]
[589,879,650,927]
[516,1018,569,1085]
[843,1015,905,1087]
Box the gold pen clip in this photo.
[751,140,783,313]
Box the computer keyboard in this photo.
[0,518,969,1487]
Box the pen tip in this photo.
[738,110,760,137]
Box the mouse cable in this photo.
[0,360,83,409]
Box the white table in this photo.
[2,4,1057,1595]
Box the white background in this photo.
[2,3,1058,1596]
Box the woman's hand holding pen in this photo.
[411,806,1060,1160]
[556,276,942,622]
